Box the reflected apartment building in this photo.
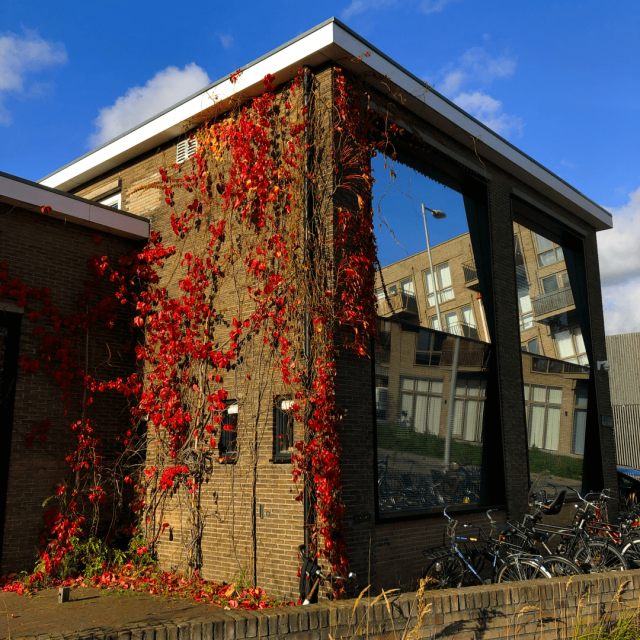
[374,221,589,518]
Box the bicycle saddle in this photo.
[490,523,516,537]
[526,530,550,543]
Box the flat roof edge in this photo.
[0,170,150,240]
[38,17,612,232]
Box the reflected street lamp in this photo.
[421,204,447,330]
[421,204,461,472]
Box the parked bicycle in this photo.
[505,472,629,574]
[421,506,577,589]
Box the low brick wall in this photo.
[31,570,640,640]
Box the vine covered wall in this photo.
[1,64,383,599]
[0,204,141,573]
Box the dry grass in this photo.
[330,581,432,640]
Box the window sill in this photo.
[271,455,293,464]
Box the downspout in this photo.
[302,66,314,560]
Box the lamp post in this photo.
[421,204,446,330]
[421,203,460,471]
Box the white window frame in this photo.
[398,376,444,435]
[100,192,121,209]
[553,326,588,365]
[452,377,487,442]
[424,263,454,307]
[524,384,562,452]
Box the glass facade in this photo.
[372,151,498,518]
[512,207,592,494]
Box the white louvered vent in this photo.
[176,138,198,163]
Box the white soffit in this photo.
[39,18,612,232]
[0,171,149,240]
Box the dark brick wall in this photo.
[0,203,140,572]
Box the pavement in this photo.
[0,586,252,639]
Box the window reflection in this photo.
[372,153,495,517]
[513,215,591,493]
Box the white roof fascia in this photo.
[39,22,336,193]
[39,18,612,232]
[0,172,149,240]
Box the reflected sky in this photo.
[372,154,469,267]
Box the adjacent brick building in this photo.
[0,171,149,572]
[2,18,615,595]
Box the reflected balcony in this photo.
[531,286,574,319]
[377,290,419,320]
[462,259,480,291]
[447,321,480,341]
[441,337,490,370]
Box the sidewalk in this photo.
[1,586,271,639]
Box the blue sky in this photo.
[1,0,639,334]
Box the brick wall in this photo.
[54,569,640,640]
[0,203,140,572]
[55,64,615,596]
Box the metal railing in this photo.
[447,321,480,341]
[462,260,478,283]
[377,290,419,318]
[531,285,574,317]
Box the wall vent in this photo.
[176,138,198,164]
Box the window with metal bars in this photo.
[218,403,238,462]
[273,399,294,462]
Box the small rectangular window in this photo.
[424,264,454,307]
[274,399,294,462]
[100,193,121,209]
[535,234,564,267]
[218,403,238,462]
[401,278,415,295]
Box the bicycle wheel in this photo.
[542,555,583,577]
[423,555,465,589]
[497,558,550,583]
[574,540,629,573]
[621,538,640,569]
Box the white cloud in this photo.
[598,187,640,288]
[89,63,211,147]
[439,70,465,96]
[598,187,640,335]
[560,159,577,169]
[438,46,516,98]
[602,277,640,336]
[419,0,456,14]
[454,91,524,138]
[342,0,397,20]
[218,33,234,50]
[341,0,454,20]
[433,46,522,139]
[0,30,67,125]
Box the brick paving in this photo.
[0,586,270,639]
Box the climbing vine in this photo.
[1,66,397,598]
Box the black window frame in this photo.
[218,402,238,463]
[273,398,294,463]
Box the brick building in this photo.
[0,171,149,572]
[23,18,616,594]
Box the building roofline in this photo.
[0,170,150,240]
[376,231,471,274]
[39,17,612,232]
